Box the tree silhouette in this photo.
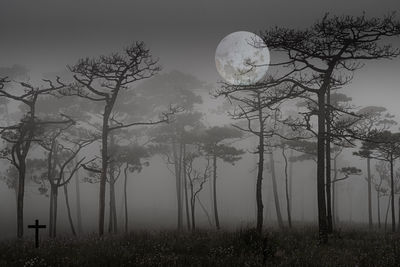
[63,42,173,236]
[366,131,400,232]
[0,78,73,238]
[353,106,396,230]
[200,126,243,230]
[259,13,400,242]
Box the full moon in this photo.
[215,31,270,85]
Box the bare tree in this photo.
[63,42,174,235]
[260,13,400,242]
[0,78,72,238]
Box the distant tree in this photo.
[63,42,173,236]
[184,150,212,231]
[260,13,400,242]
[115,144,149,233]
[37,124,95,237]
[367,131,400,232]
[150,112,204,231]
[216,83,296,233]
[0,79,72,238]
[354,106,397,230]
[200,126,244,230]
[374,161,390,229]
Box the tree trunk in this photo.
[390,156,396,232]
[255,93,264,234]
[49,184,54,237]
[99,109,110,236]
[398,196,400,232]
[282,147,292,228]
[213,153,220,230]
[289,150,293,215]
[63,181,76,236]
[367,157,373,230]
[124,163,129,234]
[183,144,191,231]
[108,178,117,234]
[325,87,333,234]
[75,159,83,234]
[385,195,391,232]
[377,192,381,229]
[172,141,182,231]
[190,191,196,231]
[49,185,59,238]
[16,163,26,238]
[317,91,328,243]
[332,158,336,229]
[269,151,284,229]
[196,195,212,227]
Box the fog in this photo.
[1,0,400,241]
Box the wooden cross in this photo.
[28,219,46,248]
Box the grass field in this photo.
[1,227,400,266]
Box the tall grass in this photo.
[0,228,399,266]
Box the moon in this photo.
[215,31,270,85]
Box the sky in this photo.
[1,0,399,114]
[0,0,400,238]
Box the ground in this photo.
[0,227,399,266]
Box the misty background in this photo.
[1,0,400,239]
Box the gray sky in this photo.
[1,0,399,112]
[1,0,399,75]
[0,0,400,112]
[1,0,400,237]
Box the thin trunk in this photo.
[332,158,336,229]
[255,93,264,234]
[367,157,373,230]
[398,196,400,232]
[63,181,76,236]
[289,150,293,215]
[108,134,117,234]
[196,195,212,227]
[191,201,196,231]
[270,151,284,229]
[213,153,220,230]
[385,195,391,231]
[75,159,82,234]
[390,156,396,232]
[124,163,129,233]
[183,144,191,231]
[16,164,25,238]
[377,192,381,229]
[333,157,339,226]
[99,110,110,236]
[282,147,292,228]
[109,179,117,234]
[172,141,182,231]
[53,187,58,237]
[190,189,196,231]
[49,184,54,237]
[317,91,328,243]
[326,87,332,234]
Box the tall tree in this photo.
[354,106,397,230]
[63,42,173,236]
[260,14,400,242]
[374,161,390,229]
[150,112,204,231]
[0,78,71,238]
[201,126,243,230]
[37,124,95,237]
[366,131,400,232]
[216,84,299,233]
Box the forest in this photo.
[1,10,400,267]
